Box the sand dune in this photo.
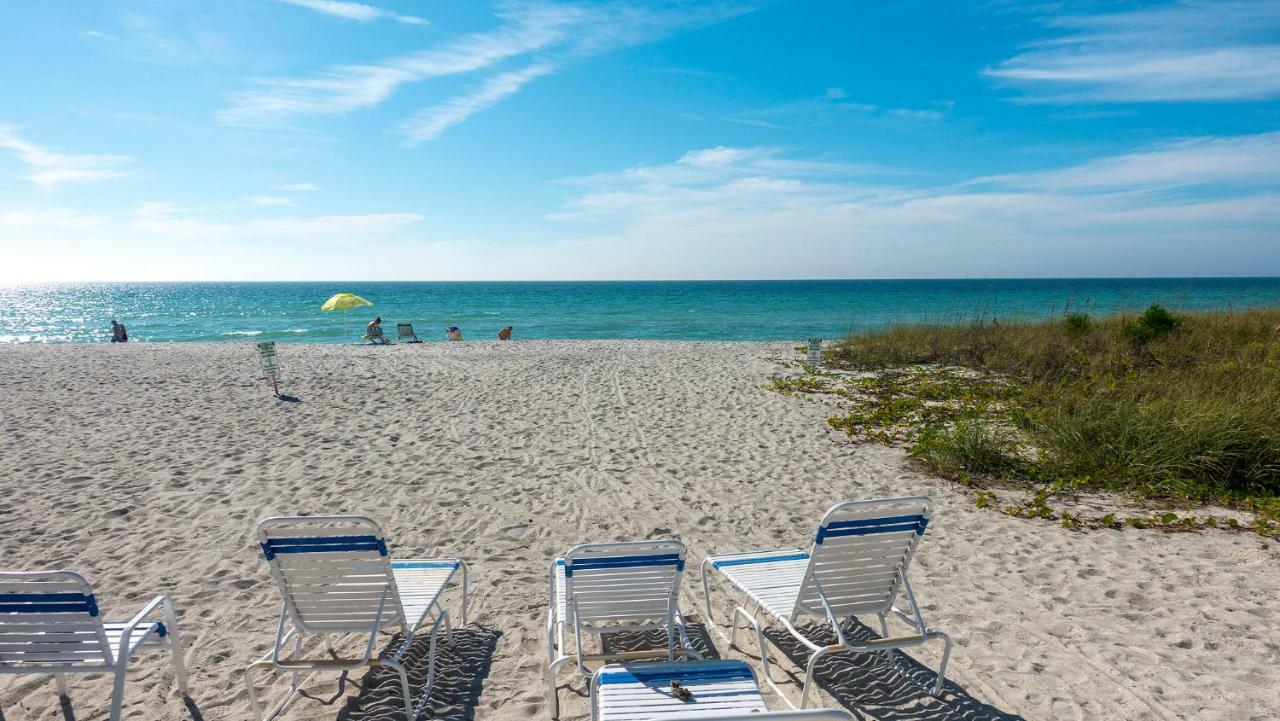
[0,341,1276,721]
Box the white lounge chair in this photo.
[245,515,469,721]
[590,659,855,721]
[701,497,951,708]
[0,570,188,721]
[547,540,701,717]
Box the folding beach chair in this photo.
[0,570,188,721]
[590,659,855,721]
[397,323,422,343]
[701,497,951,707]
[547,540,702,717]
[245,515,469,721]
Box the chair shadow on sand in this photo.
[754,620,1026,721]
[325,625,501,721]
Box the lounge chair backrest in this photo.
[257,515,406,634]
[793,497,933,620]
[0,571,113,666]
[563,540,686,626]
[397,324,414,339]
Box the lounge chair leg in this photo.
[458,560,470,625]
[547,662,560,718]
[163,597,190,695]
[109,661,129,721]
[55,672,69,697]
[877,612,894,665]
[930,629,952,696]
[386,660,415,720]
[799,646,831,710]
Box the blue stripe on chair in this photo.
[815,514,929,543]
[711,552,809,570]
[599,662,754,685]
[261,535,388,560]
[0,593,98,616]
[564,553,684,577]
[390,561,459,570]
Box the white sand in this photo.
[0,341,1276,721]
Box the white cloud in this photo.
[399,63,554,144]
[728,90,947,129]
[544,133,1280,278]
[221,1,755,132]
[987,1,1280,102]
[274,0,426,26]
[278,182,321,192]
[979,132,1280,191]
[243,195,296,207]
[0,125,134,190]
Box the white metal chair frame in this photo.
[0,570,188,721]
[546,540,702,718]
[701,497,952,708]
[245,515,469,721]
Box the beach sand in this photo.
[0,341,1276,721]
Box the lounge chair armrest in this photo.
[124,595,168,630]
[116,595,170,658]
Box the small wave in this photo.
[284,328,309,334]
[223,330,264,336]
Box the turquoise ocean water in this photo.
[2,279,1279,344]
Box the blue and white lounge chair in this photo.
[547,540,701,717]
[0,570,188,721]
[590,660,855,721]
[701,497,951,708]
[244,515,468,721]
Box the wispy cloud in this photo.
[0,125,134,190]
[274,0,427,26]
[221,1,756,139]
[399,63,554,145]
[278,182,321,192]
[976,132,1280,192]
[546,133,1280,278]
[729,88,947,129]
[987,1,1280,102]
[243,195,297,207]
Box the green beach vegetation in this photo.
[772,305,1280,533]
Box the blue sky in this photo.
[1,0,1278,281]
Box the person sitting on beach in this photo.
[498,326,513,341]
[446,326,464,341]
[363,316,391,344]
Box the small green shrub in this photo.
[909,420,1022,479]
[1123,304,1182,344]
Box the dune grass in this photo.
[825,306,1280,513]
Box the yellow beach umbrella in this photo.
[321,292,373,336]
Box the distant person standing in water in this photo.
[446,326,464,341]
[498,326,513,341]
[110,320,128,342]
